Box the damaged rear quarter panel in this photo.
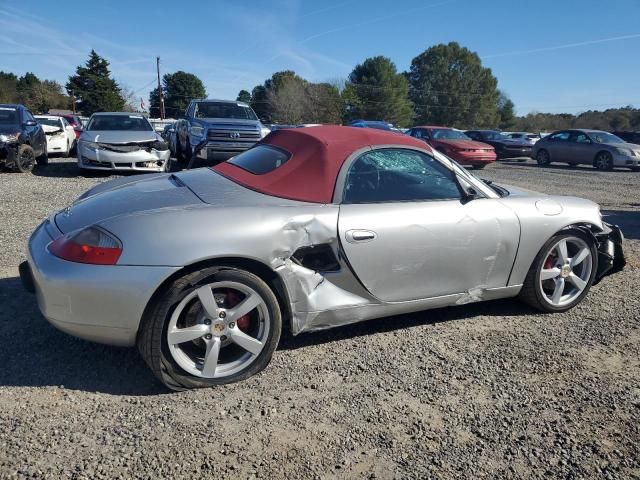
[100,203,379,334]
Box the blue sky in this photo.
[1,0,639,115]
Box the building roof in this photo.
[214,125,431,203]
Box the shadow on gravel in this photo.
[0,276,165,395]
[498,160,635,173]
[279,298,534,351]
[602,210,640,240]
[0,272,537,394]
[31,160,112,179]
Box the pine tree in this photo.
[66,50,125,115]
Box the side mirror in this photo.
[457,176,481,204]
[24,120,37,127]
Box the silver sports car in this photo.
[20,126,625,390]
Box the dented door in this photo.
[338,199,520,302]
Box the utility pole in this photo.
[156,56,165,119]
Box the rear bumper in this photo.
[451,151,497,165]
[21,220,179,346]
[594,223,625,283]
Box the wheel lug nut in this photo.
[219,311,226,319]
[228,322,235,329]
[204,319,211,325]
[205,334,212,340]
[220,335,227,341]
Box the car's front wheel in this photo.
[519,231,597,313]
[536,149,551,166]
[139,267,282,390]
[13,144,35,172]
[594,151,613,171]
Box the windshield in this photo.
[0,107,19,124]
[87,115,153,131]
[483,131,509,141]
[430,129,470,140]
[590,132,625,144]
[37,118,61,128]
[194,102,258,120]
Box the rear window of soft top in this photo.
[227,145,291,174]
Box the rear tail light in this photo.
[49,226,122,265]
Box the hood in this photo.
[55,169,305,233]
[55,174,204,233]
[195,118,261,128]
[42,124,62,134]
[500,138,532,147]
[434,139,493,150]
[81,130,159,144]
[0,125,20,136]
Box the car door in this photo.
[23,109,46,156]
[544,131,571,161]
[567,131,595,165]
[336,147,520,302]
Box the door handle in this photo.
[345,229,377,243]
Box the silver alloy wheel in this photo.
[167,281,270,378]
[538,237,593,307]
[537,150,550,165]
[595,152,612,170]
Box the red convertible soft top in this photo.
[213,125,431,203]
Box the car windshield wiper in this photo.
[482,179,508,197]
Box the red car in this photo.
[408,126,496,169]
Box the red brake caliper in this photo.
[544,254,556,270]
[226,290,251,332]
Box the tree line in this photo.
[1,46,638,133]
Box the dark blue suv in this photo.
[0,104,47,172]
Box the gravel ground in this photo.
[0,157,639,479]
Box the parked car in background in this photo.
[533,129,640,171]
[20,126,625,389]
[77,112,170,173]
[0,104,47,172]
[35,115,76,156]
[612,131,640,145]
[53,113,84,140]
[465,130,533,159]
[175,99,269,169]
[408,126,496,169]
[504,132,541,144]
[161,122,177,156]
[349,120,393,131]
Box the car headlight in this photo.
[615,147,635,157]
[190,125,205,137]
[0,133,20,143]
[81,141,99,149]
[260,126,271,138]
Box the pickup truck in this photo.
[174,99,270,168]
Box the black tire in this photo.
[471,164,486,170]
[536,149,551,166]
[138,266,282,390]
[594,151,613,171]
[13,144,35,172]
[631,166,640,172]
[36,147,49,166]
[186,155,201,170]
[175,136,185,163]
[518,230,598,313]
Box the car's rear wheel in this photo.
[536,149,551,166]
[594,151,613,171]
[138,267,282,390]
[519,231,597,313]
[13,144,35,172]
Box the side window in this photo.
[24,110,35,122]
[61,118,70,127]
[549,131,570,141]
[467,132,479,141]
[572,132,591,143]
[342,149,461,204]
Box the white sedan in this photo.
[35,115,76,156]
